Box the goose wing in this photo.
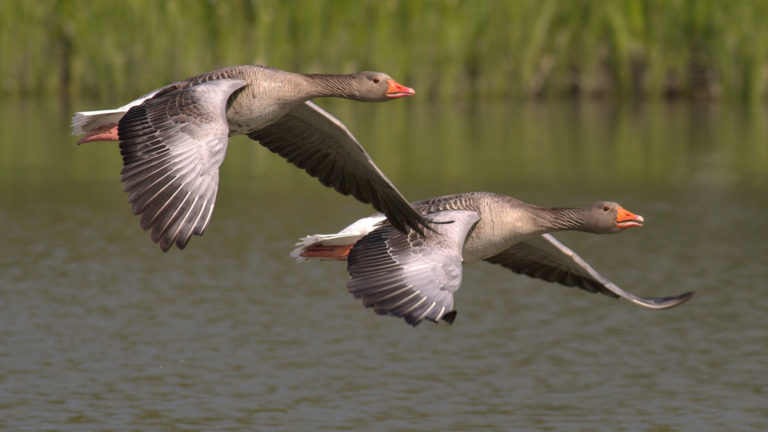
[248,101,429,235]
[117,79,247,251]
[485,234,693,309]
[346,210,480,325]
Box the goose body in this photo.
[72,65,424,251]
[292,192,694,326]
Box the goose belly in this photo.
[225,103,292,135]
[461,222,540,263]
[225,85,302,135]
[226,111,282,135]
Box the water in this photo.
[1,99,767,431]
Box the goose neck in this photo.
[535,206,588,232]
[303,74,359,99]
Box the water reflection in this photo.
[0,99,766,431]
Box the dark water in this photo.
[1,99,767,431]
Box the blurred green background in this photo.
[3,3,768,430]
[4,0,768,102]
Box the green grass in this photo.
[3,0,768,102]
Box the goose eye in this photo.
[372,78,380,84]
[603,205,610,211]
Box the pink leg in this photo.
[300,244,354,261]
[77,124,119,144]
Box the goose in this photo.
[292,192,694,326]
[72,65,426,251]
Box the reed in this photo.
[3,0,768,102]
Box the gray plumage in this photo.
[348,210,479,325]
[301,192,694,326]
[79,65,426,251]
[118,79,245,251]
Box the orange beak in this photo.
[385,79,415,98]
[616,206,644,229]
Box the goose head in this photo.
[350,71,415,101]
[582,201,644,234]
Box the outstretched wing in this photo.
[248,101,429,235]
[485,234,694,309]
[118,79,247,251]
[346,210,480,325]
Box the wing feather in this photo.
[118,78,247,251]
[485,234,694,309]
[346,210,480,325]
[249,101,428,235]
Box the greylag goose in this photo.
[72,65,425,251]
[292,192,694,326]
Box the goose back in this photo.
[408,192,551,263]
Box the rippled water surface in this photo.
[1,99,767,431]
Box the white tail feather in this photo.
[291,215,386,262]
[71,109,128,135]
[71,86,168,136]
